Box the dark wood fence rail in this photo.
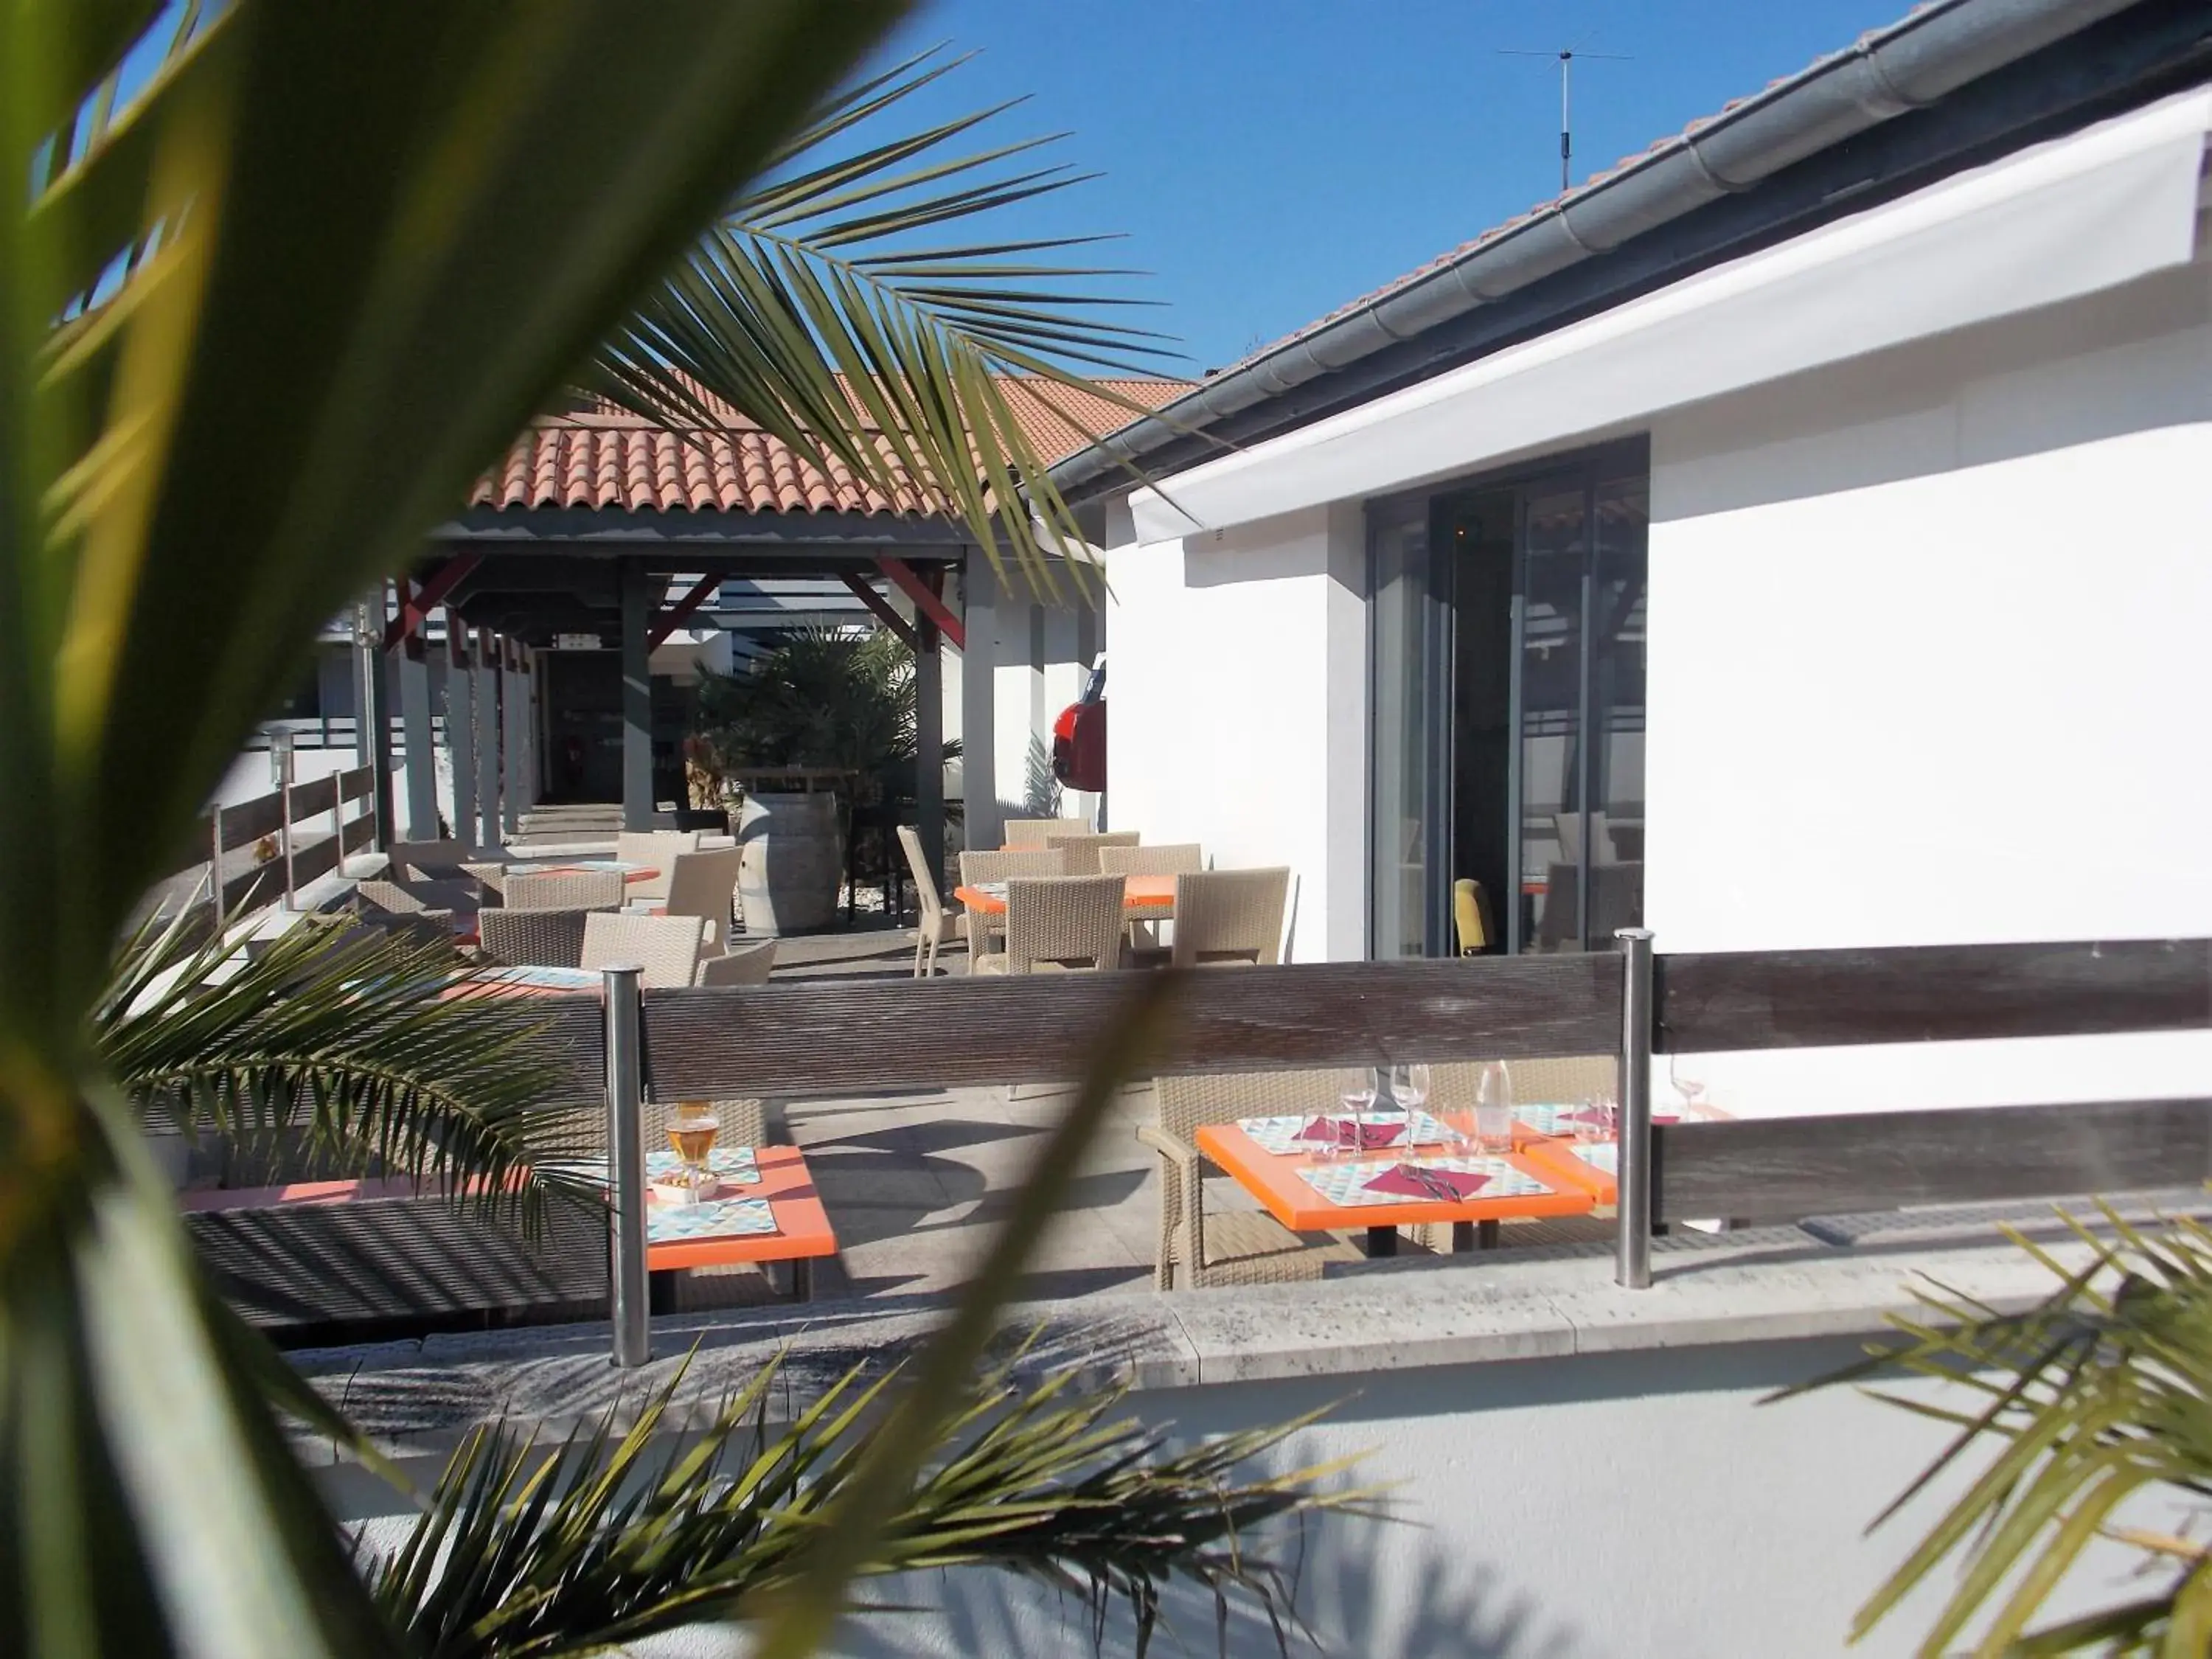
[187,765,377,914]
[602,935,2212,1236]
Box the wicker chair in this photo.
[957,846,1068,960]
[974,875,1125,975]
[477,905,591,968]
[660,847,742,948]
[1141,1068,1367,1290]
[581,912,707,990]
[615,830,700,901]
[1169,868,1290,967]
[1002,816,1090,849]
[1040,828,1140,875]
[1097,844,1203,877]
[897,825,959,978]
[506,870,625,912]
[462,860,508,900]
[695,939,777,986]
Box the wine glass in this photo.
[669,1100,720,1187]
[1388,1062,1432,1145]
[1475,1060,1514,1154]
[1668,1054,1708,1119]
[1335,1077,1379,1163]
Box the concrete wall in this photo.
[1643,255,2212,1118]
[1105,501,1368,961]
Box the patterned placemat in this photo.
[1514,1102,1610,1137]
[645,1147,759,1185]
[472,965,602,992]
[1571,1143,1618,1176]
[1295,1155,1553,1208]
[645,1194,777,1243]
[1237,1110,1454,1156]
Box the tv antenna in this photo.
[1499,46,1632,193]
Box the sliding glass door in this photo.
[1368,443,1648,958]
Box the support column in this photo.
[915,614,945,888]
[397,596,438,840]
[500,638,524,838]
[958,549,999,853]
[516,648,538,807]
[473,627,501,846]
[620,563,655,831]
[355,591,395,851]
[445,613,478,848]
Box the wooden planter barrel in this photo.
[734,790,843,933]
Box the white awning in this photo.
[1131,86,2212,543]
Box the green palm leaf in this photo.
[595,45,1186,602]
[368,1350,1375,1659]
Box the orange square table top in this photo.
[953,874,1177,916]
[1194,1121,1606,1234]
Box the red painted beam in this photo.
[838,573,919,653]
[877,556,963,651]
[648,574,720,652]
[383,552,481,650]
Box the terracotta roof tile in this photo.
[471,376,1189,519]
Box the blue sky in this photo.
[877,0,1919,373]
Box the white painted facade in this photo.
[1099,96,2212,1115]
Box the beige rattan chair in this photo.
[957,846,1068,960]
[660,847,742,948]
[615,830,700,901]
[477,906,590,968]
[1002,816,1089,849]
[695,939,777,986]
[1040,828,1140,875]
[1141,1068,1367,1290]
[1097,844,1203,877]
[506,870,625,912]
[1169,868,1290,967]
[462,860,508,900]
[581,912,707,990]
[639,1095,768,1155]
[897,825,959,978]
[973,875,1124,975]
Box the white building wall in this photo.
[1644,256,2212,1116]
[1105,502,1366,961]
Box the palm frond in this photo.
[94,903,601,1235]
[594,44,1189,603]
[1791,1202,2212,1656]
[368,1350,1377,1659]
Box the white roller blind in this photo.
[1131,86,2212,543]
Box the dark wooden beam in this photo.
[838,573,919,651]
[646,574,720,652]
[879,555,964,650]
[1658,939,2212,1053]
[431,504,970,549]
[1652,1097,2212,1223]
[382,553,481,650]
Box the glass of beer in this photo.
[668,1101,720,1183]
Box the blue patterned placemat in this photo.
[1571,1142,1618,1177]
[1237,1110,1454,1156]
[560,1147,761,1186]
[1514,1102,1610,1137]
[1295,1155,1553,1208]
[473,965,602,992]
[646,1195,777,1243]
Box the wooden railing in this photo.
[535,935,2211,1292]
[189,765,378,915]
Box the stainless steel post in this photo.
[1615,928,1655,1289]
[603,964,650,1366]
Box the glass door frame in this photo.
[1365,434,1649,959]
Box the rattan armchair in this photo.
[973,875,1125,975]
[581,912,707,990]
[1142,1068,1367,1290]
[1097,844,1203,877]
[695,940,777,986]
[897,825,958,978]
[1040,828,1140,874]
[956,846,1068,960]
[349,880,458,950]
[477,905,591,968]
[615,830,700,901]
[506,870,625,912]
[1169,867,1291,967]
[462,860,508,900]
[660,847,742,947]
[1002,816,1090,849]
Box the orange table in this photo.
[955,873,1178,918]
[637,1144,837,1305]
[507,860,659,884]
[1194,1121,1605,1257]
[1519,1135,1619,1206]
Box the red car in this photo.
[1051,656,1106,794]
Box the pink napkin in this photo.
[1364,1164,1492,1200]
[1295,1116,1405,1151]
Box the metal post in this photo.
[619,563,655,831]
[603,963,650,1366]
[1615,927,1655,1288]
[272,729,296,909]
